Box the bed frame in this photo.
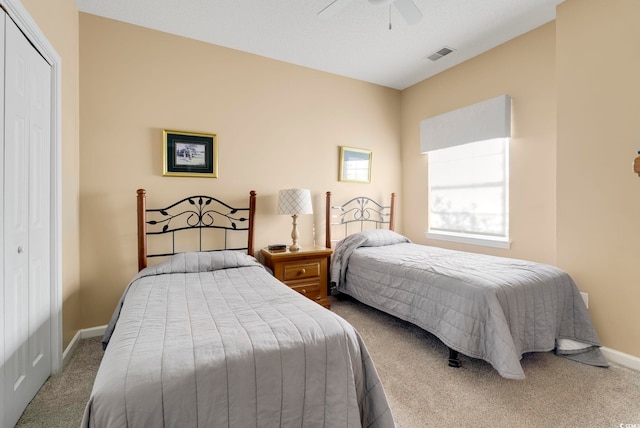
[325,191,463,369]
[324,191,396,249]
[137,189,256,270]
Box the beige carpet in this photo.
[16,295,640,427]
[16,335,103,428]
[331,295,640,428]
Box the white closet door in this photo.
[3,14,52,428]
[26,14,52,394]
[0,11,6,428]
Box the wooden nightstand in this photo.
[260,246,333,309]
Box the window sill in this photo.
[426,231,511,249]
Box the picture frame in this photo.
[339,146,372,183]
[162,130,218,178]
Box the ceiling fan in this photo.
[318,0,423,26]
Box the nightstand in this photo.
[260,246,333,309]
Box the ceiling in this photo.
[75,0,564,90]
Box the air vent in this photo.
[427,47,455,61]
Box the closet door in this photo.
[0,11,5,427]
[3,13,52,428]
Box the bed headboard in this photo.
[325,191,396,249]
[137,189,256,270]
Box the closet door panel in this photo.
[3,14,52,428]
[27,39,51,389]
[0,11,5,428]
[3,38,30,420]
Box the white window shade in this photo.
[420,94,511,153]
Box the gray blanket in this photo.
[331,230,608,380]
[82,251,395,427]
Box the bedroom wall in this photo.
[556,0,640,358]
[78,14,401,328]
[22,0,81,348]
[400,22,557,264]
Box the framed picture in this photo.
[339,146,372,183]
[163,130,218,178]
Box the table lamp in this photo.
[278,189,313,251]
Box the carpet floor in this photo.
[15,294,640,427]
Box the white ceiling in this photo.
[75,0,564,90]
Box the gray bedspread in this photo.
[82,251,394,428]
[330,230,608,380]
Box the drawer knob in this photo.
[301,289,307,294]
[299,269,306,275]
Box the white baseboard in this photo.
[79,325,107,339]
[61,330,81,370]
[62,325,107,368]
[601,347,640,372]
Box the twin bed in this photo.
[325,192,608,380]
[81,190,394,428]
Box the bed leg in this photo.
[448,348,461,368]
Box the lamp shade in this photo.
[278,189,313,215]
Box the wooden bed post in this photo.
[389,193,396,231]
[325,192,332,249]
[248,190,257,256]
[137,189,147,271]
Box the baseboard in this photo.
[62,325,107,368]
[601,347,640,372]
[61,330,81,370]
[79,325,107,339]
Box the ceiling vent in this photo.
[427,47,455,61]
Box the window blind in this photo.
[420,94,511,153]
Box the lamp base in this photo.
[289,214,301,252]
[289,243,301,252]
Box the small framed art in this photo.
[163,130,218,178]
[339,146,372,183]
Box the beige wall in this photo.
[556,0,640,357]
[22,0,81,348]
[78,14,402,327]
[401,22,557,264]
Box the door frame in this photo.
[1,0,63,377]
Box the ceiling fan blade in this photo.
[368,0,393,6]
[318,0,354,20]
[393,0,423,25]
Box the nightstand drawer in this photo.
[283,262,320,281]
[289,281,322,301]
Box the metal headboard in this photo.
[325,191,396,249]
[137,189,256,270]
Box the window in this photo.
[427,138,510,248]
[420,94,512,248]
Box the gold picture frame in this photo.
[339,146,372,183]
[163,130,218,178]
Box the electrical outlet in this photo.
[580,292,589,309]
